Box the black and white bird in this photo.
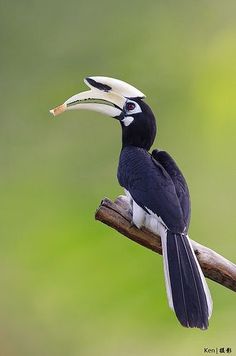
[50,76,213,329]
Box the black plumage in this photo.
[167,231,209,329]
[117,98,211,329]
[51,76,212,329]
[118,146,185,232]
[151,149,191,230]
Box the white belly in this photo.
[124,189,167,236]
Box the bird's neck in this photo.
[121,119,157,151]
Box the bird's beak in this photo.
[49,76,145,118]
[50,89,126,118]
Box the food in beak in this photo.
[50,104,66,116]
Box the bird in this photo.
[50,76,213,329]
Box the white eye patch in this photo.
[125,100,142,115]
[121,100,142,126]
[122,116,134,126]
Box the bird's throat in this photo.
[121,118,156,151]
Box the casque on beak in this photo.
[49,76,145,118]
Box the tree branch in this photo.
[95,196,236,293]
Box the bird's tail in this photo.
[161,230,213,329]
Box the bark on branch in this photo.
[95,196,236,292]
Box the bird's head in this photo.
[50,76,157,150]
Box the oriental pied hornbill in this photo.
[50,76,213,329]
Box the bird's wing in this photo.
[118,147,186,232]
[151,149,191,230]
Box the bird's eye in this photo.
[126,102,136,111]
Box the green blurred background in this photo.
[1,0,236,355]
